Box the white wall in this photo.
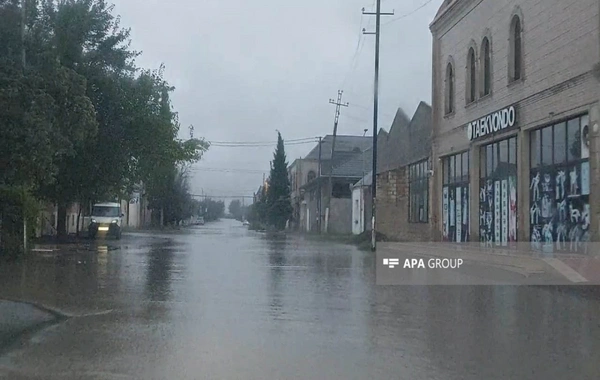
[352,187,365,235]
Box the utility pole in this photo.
[363,1,394,251]
[326,90,349,233]
[317,136,323,233]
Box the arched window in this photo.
[445,62,455,114]
[307,171,316,183]
[510,15,523,81]
[481,37,491,96]
[467,47,476,103]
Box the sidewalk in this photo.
[0,300,58,353]
[378,242,600,284]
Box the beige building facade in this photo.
[430,0,600,252]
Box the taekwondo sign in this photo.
[467,105,517,142]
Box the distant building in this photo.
[293,135,372,233]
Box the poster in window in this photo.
[463,187,469,242]
[509,176,517,242]
[494,181,501,244]
[442,187,449,240]
[456,187,462,243]
[501,180,508,246]
[449,189,455,227]
[581,115,590,159]
[581,161,590,196]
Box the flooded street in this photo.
[1,219,599,379]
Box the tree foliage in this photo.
[199,199,225,222]
[266,132,292,230]
[0,0,208,242]
[228,199,244,221]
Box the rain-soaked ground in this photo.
[0,219,599,379]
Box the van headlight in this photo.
[112,219,119,224]
[91,219,97,224]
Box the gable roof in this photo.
[378,107,411,173]
[376,101,432,174]
[331,148,372,178]
[304,135,372,160]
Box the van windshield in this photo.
[92,206,120,217]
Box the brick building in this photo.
[375,102,433,241]
[430,0,600,252]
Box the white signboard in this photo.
[467,106,517,141]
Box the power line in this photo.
[209,140,319,148]
[208,137,318,145]
[190,168,270,174]
[382,0,435,26]
[207,137,320,148]
[191,194,254,199]
[341,14,365,89]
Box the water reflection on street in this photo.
[0,219,599,379]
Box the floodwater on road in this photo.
[0,219,599,379]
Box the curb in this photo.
[0,298,70,320]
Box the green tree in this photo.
[228,199,243,220]
[266,132,292,230]
[200,199,225,222]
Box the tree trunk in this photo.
[57,203,67,240]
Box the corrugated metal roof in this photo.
[304,135,372,160]
[331,148,373,178]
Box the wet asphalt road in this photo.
[1,219,600,379]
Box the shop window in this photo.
[480,137,518,246]
[553,122,566,164]
[541,126,553,166]
[529,115,590,253]
[442,152,470,242]
[409,160,429,223]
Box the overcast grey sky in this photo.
[111,0,443,203]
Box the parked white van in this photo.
[88,202,124,239]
